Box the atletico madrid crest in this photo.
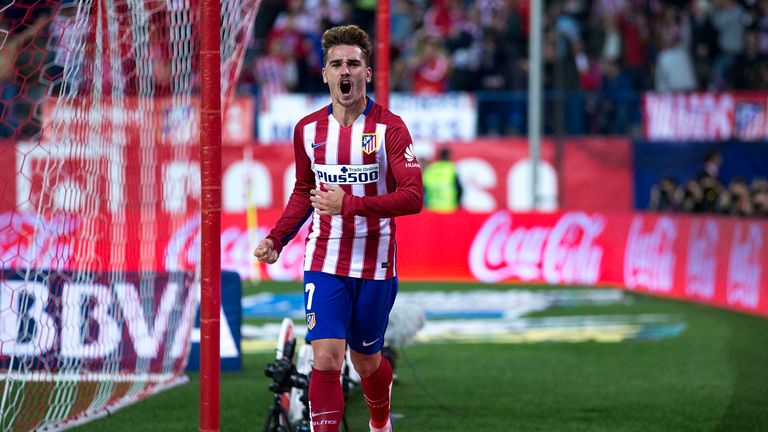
[361,133,379,154]
[306,312,316,330]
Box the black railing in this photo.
[474,89,642,137]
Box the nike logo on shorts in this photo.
[362,338,380,347]
[311,140,327,149]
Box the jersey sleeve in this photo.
[265,123,315,254]
[342,120,423,218]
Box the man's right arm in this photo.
[263,124,315,255]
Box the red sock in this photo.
[308,368,344,432]
[361,356,393,429]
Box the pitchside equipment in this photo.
[0,0,258,430]
[262,305,425,432]
[263,318,310,432]
[264,318,360,432]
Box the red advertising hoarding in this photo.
[4,208,765,318]
[219,137,632,214]
[244,209,768,318]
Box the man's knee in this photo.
[350,351,381,378]
[312,340,346,371]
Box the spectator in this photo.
[150,20,173,96]
[45,3,82,95]
[477,29,513,135]
[0,5,50,139]
[751,177,768,194]
[751,177,768,217]
[752,186,768,217]
[266,13,310,84]
[710,0,746,89]
[310,0,348,26]
[698,173,723,213]
[689,0,718,90]
[252,37,298,108]
[350,0,376,37]
[677,178,704,213]
[423,146,463,213]
[730,31,768,90]
[619,3,650,89]
[391,0,420,55]
[655,31,698,92]
[251,0,288,55]
[649,176,680,212]
[754,0,768,55]
[545,5,584,135]
[407,34,451,94]
[599,59,635,134]
[600,14,622,64]
[702,150,723,179]
[446,6,483,91]
[497,1,524,67]
[718,176,753,216]
[580,50,604,134]
[274,0,306,31]
[423,0,460,38]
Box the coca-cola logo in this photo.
[0,211,78,271]
[469,211,604,284]
[685,220,718,300]
[726,223,763,309]
[624,216,677,292]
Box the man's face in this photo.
[323,44,371,107]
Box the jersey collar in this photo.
[326,97,374,117]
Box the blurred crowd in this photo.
[243,0,768,135]
[649,152,768,217]
[5,0,768,137]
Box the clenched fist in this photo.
[254,238,279,264]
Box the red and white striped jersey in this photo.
[266,98,423,279]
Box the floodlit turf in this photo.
[76,281,768,431]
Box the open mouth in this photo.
[340,80,351,95]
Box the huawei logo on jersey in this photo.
[404,144,420,168]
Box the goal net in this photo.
[0,0,258,429]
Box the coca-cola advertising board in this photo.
[402,211,767,317]
[234,210,766,317]
[1,208,766,317]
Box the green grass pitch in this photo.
[76,281,768,431]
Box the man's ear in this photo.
[322,67,328,83]
[366,67,372,83]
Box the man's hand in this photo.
[254,238,279,264]
[310,184,345,215]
